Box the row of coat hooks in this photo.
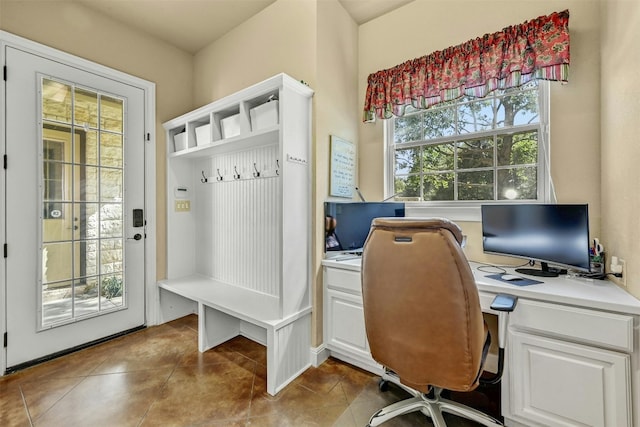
[201,160,279,183]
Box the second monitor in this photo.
[325,202,405,252]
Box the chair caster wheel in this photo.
[378,378,389,392]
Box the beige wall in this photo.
[193,0,317,107]
[601,0,640,297]
[314,0,359,346]
[0,0,194,281]
[358,0,604,269]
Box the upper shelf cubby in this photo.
[163,74,309,158]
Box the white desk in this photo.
[322,257,640,427]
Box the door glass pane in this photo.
[75,130,99,166]
[42,280,73,324]
[101,133,123,167]
[74,88,98,129]
[100,238,123,275]
[75,165,99,202]
[43,202,73,241]
[42,242,73,282]
[76,203,99,240]
[74,240,98,278]
[74,277,100,317]
[40,77,127,328]
[100,204,123,238]
[101,273,124,309]
[42,79,72,122]
[101,95,123,132]
[101,169,123,202]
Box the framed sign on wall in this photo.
[330,136,356,198]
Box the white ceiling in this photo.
[70,0,414,54]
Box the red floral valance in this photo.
[363,10,570,122]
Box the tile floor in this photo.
[0,315,494,426]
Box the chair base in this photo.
[368,372,503,427]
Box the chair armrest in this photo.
[491,294,518,349]
[480,294,518,386]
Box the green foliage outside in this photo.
[102,275,123,299]
[393,85,540,201]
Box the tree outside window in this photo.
[390,81,545,203]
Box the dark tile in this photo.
[224,336,267,366]
[0,381,31,426]
[1,315,498,427]
[249,373,347,420]
[33,369,172,426]
[141,362,255,426]
[247,402,349,426]
[20,376,82,421]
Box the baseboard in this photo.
[310,344,330,367]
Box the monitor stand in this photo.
[515,262,561,278]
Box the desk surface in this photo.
[322,257,640,315]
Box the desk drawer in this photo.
[511,299,634,353]
[324,267,362,295]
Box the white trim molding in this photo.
[310,344,331,367]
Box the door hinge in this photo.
[146,133,150,141]
[3,243,7,258]
[3,154,6,169]
[3,332,6,348]
[3,66,6,81]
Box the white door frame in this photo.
[0,31,157,375]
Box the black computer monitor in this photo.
[325,202,405,252]
[481,204,591,277]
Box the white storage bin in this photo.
[195,123,211,146]
[173,131,187,152]
[220,114,240,139]
[250,101,279,131]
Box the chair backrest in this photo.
[361,218,486,393]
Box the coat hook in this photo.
[234,166,241,180]
[201,171,208,183]
[216,168,223,182]
[253,162,260,178]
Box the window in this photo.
[386,81,549,204]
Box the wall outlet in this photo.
[620,259,627,288]
[175,200,191,212]
[610,256,626,288]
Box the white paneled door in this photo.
[4,46,146,369]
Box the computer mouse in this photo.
[501,274,523,281]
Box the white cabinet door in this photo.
[326,289,371,358]
[509,331,631,427]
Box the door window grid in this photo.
[40,77,126,329]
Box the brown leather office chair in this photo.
[362,218,510,427]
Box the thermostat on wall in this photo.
[174,186,189,199]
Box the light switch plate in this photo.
[175,200,191,212]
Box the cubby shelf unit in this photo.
[159,74,314,395]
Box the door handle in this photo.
[128,233,143,241]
